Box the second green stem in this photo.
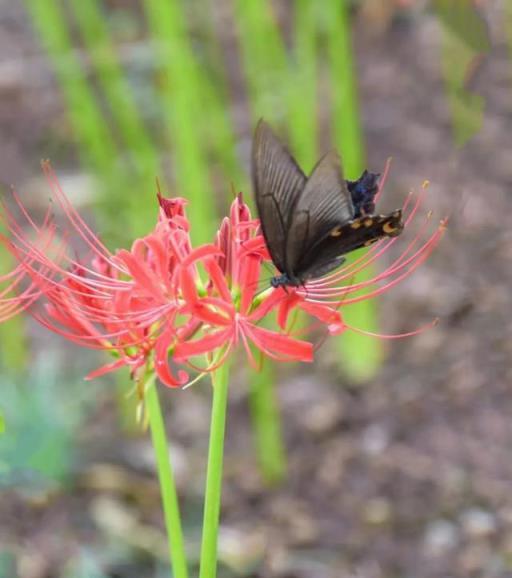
[199,362,230,578]
[146,377,189,578]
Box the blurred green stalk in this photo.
[506,1,512,63]
[24,0,151,248]
[288,0,318,171]
[25,0,119,176]
[195,0,248,195]
[435,0,489,147]
[234,0,289,126]
[325,0,383,381]
[248,359,287,484]
[69,0,162,235]
[0,248,26,373]
[143,0,216,245]
[234,0,294,484]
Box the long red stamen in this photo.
[344,317,439,339]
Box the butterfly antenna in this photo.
[249,275,275,296]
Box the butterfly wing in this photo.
[295,210,404,281]
[285,150,355,275]
[252,120,307,274]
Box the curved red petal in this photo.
[244,323,313,362]
[204,259,232,303]
[182,244,221,268]
[188,302,232,326]
[277,293,301,329]
[299,301,343,326]
[154,326,189,387]
[116,249,166,301]
[179,266,199,305]
[85,358,128,380]
[174,328,232,361]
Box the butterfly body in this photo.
[252,120,403,289]
[270,273,301,289]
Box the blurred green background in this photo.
[1,1,511,577]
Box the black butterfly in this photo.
[252,120,403,289]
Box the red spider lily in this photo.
[0,164,197,386]
[173,194,316,369]
[0,162,445,387]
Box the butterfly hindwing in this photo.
[295,210,403,281]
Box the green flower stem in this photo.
[145,377,189,578]
[248,360,287,484]
[199,362,230,578]
[325,0,383,381]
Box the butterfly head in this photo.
[347,170,380,217]
[270,273,302,289]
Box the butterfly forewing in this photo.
[285,150,355,274]
[295,150,354,224]
[252,120,307,274]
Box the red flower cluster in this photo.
[0,163,446,387]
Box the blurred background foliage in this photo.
[0,0,503,577]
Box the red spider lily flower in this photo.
[172,194,316,369]
[0,164,206,387]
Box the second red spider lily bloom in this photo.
[0,164,218,387]
[173,194,318,368]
